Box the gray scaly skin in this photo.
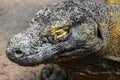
[6,0,120,80]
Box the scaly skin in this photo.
[6,0,120,80]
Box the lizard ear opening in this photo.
[97,25,104,46]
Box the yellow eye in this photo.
[44,25,69,40]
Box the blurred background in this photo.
[0,0,104,80]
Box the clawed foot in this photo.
[40,64,75,80]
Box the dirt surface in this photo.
[0,0,104,80]
[0,0,63,80]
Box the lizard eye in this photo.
[44,25,69,40]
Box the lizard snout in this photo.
[6,38,25,59]
[6,33,31,60]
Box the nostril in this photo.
[14,50,24,58]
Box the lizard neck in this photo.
[105,3,120,59]
[58,54,120,79]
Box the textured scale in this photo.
[105,0,120,60]
[6,0,120,80]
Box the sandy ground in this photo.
[0,0,104,80]
[0,0,63,80]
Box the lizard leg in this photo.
[40,64,75,80]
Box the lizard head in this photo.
[6,0,107,66]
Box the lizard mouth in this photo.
[11,40,100,66]
[44,43,101,64]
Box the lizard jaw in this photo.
[6,39,101,67]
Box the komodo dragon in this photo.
[6,0,120,80]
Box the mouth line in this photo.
[39,47,90,64]
[14,41,101,66]
[41,42,101,64]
